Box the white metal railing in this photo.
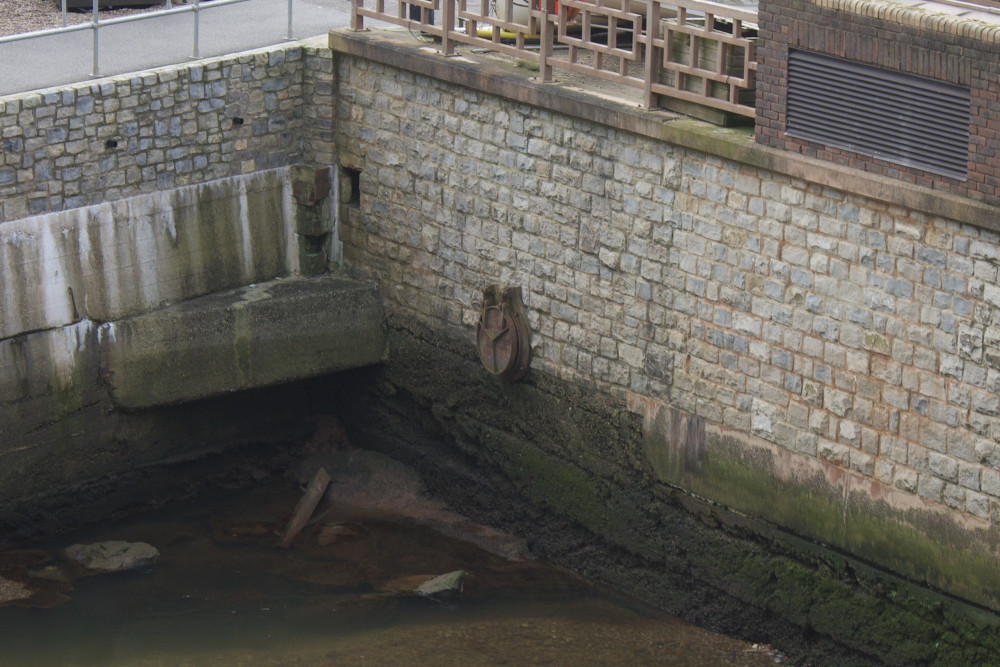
[0,0,296,78]
[351,0,757,116]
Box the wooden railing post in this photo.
[442,0,456,55]
[351,0,364,30]
[540,0,554,82]
[643,0,661,109]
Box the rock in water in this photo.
[415,570,466,601]
[0,576,32,604]
[63,541,159,573]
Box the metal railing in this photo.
[351,0,757,117]
[0,0,296,78]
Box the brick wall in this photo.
[755,0,1000,205]
[0,40,335,222]
[336,54,1000,528]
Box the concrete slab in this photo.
[101,274,386,408]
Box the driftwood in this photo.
[279,467,331,548]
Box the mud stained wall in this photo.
[330,318,1000,667]
[330,42,1000,615]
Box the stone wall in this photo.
[4,17,1000,625]
[0,38,335,222]
[755,0,1000,205]
[332,34,1000,609]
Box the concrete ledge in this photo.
[101,275,387,409]
[329,28,1000,232]
[817,0,1000,43]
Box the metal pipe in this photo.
[92,0,100,77]
[0,22,90,45]
[62,0,68,28]
[287,0,294,39]
[193,0,201,60]
[0,0,252,54]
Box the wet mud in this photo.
[0,442,783,666]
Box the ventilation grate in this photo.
[786,49,970,181]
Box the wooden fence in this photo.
[351,0,757,117]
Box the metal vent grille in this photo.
[786,49,970,181]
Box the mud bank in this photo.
[0,453,782,666]
[323,315,1000,667]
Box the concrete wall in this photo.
[0,170,298,341]
[330,30,1000,610]
[0,169,278,524]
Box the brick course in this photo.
[756,0,1000,205]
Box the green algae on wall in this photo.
[640,402,1000,611]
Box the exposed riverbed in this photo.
[0,445,784,666]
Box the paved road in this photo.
[0,0,355,96]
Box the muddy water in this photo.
[0,471,783,666]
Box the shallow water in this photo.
[0,476,782,666]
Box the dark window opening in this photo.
[343,166,361,207]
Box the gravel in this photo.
[0,0,166,37]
